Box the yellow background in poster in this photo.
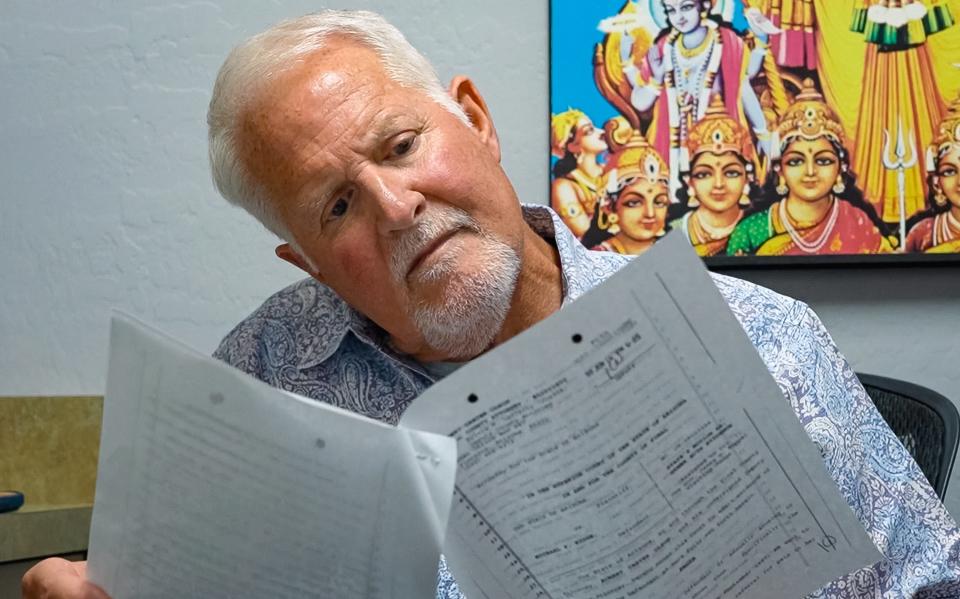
[816,0,960,139]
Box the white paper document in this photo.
[89,233,879,599]
[87,315,457,599]
[401,234,881,599]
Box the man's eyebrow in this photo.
[293,177,334,218]
[364,113,418,144]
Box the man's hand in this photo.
[21,558,110,599]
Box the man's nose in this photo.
[363,171,425,234]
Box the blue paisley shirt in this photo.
[215,206,960,598]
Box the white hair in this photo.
[207,10,469,241]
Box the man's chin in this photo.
[410,275,513,360]
[408,257,489,296]
[409,271,481,317]
[403,231,520,361]
[405,227,480,280]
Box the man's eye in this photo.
[328,196,350,220]
[391,135,416,157]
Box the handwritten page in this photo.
[401,234,880,599]
[87,315,456,599]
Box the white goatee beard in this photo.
[389,205,521,361]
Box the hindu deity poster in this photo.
[550,0,960,262]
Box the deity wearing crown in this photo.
[591,134,671,255]
[671,94,758,256]
[728,80,895,256]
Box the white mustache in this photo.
[389,205,481,281]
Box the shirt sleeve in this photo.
[766,303,960,598]
[437,555,465,599]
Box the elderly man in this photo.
[23,9,960,599]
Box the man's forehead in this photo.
[245,43,419,148]
[270,43,389,107]
[312,70,347,95]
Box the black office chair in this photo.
[857,373,959,501]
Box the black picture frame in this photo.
[548,0,960,269]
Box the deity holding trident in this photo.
[882,119,919,251]
[849,0,955,225]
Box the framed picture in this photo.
[549,0,960,266]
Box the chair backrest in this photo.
[856,373,959,501]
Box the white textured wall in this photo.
[2,2,958,511]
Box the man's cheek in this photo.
[335,247,381,281]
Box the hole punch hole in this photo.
[467,393,479,404]
[571,333,583,344]
[209,392,225,405]
[315,438,326,449]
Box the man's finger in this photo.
[21,558,111,599]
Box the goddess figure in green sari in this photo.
[727,80,894,257]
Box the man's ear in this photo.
[448,75,501,162]
[276,244,323,281]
